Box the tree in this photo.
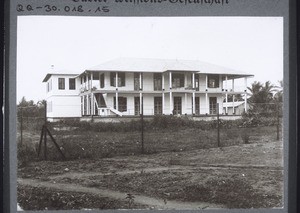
[18,96,35,107]
[247,81,276,116]
[17,97,46,122]
[273,80,283,103]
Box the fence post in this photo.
[217,103,220,147]
[141,97,144,154]
[276,103,280,140]
[20,107,23,146]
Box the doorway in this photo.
[209,97,217,114]
[173,97,182,115]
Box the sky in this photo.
[17,16,283,103]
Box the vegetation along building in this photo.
[42,58,254,121]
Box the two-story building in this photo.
[42,58,253,121]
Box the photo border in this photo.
[3,0,298,212]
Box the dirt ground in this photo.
[18,138,283,210]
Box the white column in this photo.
[205,74,208,114]
[244,77,248,112]
[162,73,165,114]
[115,72,118,111]
[232,79,235,114]
[192,73,195,89]
[139,72,142,90]
[82,96,85,115]
[225,75,228,114]
[169,72,172,114]
[192,73,195,114]
[192,92,195,115]
[87,94,90,115]
[92,73,95,115]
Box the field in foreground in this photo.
[18,136,283,210]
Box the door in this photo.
[134,97,140,115]
[209,97,217,114]
[173,97,182,115]
[195,97,200,115]
[154,97,162,115]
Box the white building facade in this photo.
[43,58,253,120]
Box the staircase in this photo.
[94,93,123,117]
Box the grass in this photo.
[17,185,147,210]
[18,123,281,163]
[72,169,282,209]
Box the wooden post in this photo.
[37,101,66,160]
[162,73,165,114]
[169,72,172,115]
[217,103,220,147]
[46,128,66,160]
[44,126,47,160]
[205,74,208,114]
[20,107,23,146]
[141,97,144,154]
[44,102,47,125]
[37,126,44,157]
[244,77,248,112]
[277,103,280,140]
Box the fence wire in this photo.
[17,103,283,161]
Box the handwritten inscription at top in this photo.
[16,0,230,14]
[72,0,108,2]
[71,0,229,4]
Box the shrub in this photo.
[182,176,280,208]
[18,143,38,167]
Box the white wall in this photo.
[45,74,80,118]
[46,75,80,98]
[47,96,81,118]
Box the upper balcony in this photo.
[78,71,249,95]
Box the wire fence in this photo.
[17,102,283,162]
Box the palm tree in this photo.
[273,80,283,103]
[247,81,276,116]
[260,81,276,103]
[247,81,263,103]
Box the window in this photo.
[134,73,141,91]
[154,73,162,91]
[195,97,200,115]
[47,82,49,92]
[207,74,219,88]
[110,72,125,87]
[100,74,105,88]
[134,97,140,115]
[209,97,217,114]
[69,78,76,90]
[172,73,184,88]
[195,74,199,91]
[58,78,65,90]
[113,97,127,112]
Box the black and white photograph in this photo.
[16,16,284,211]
